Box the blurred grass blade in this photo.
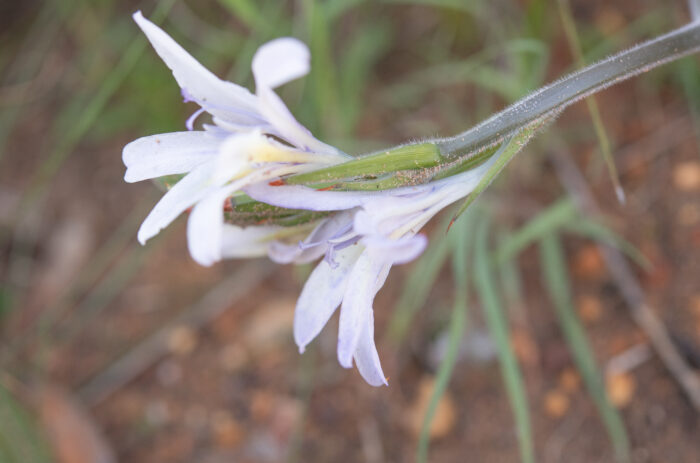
[497,231,525,311]
[302,0,341,137]
[13,0,178,224]
[493,197,577,265]
[538,233,630,462]
[218,0,270,34]
[474,218,534,463]
[416,211,473,463]
[437,20,700,158]
[564,218,652,270]
[385,232,451,344]
[451,124,540,224]
[0,381,51,463]
[557,0,624,203]
[338,20,392,134]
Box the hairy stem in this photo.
[437,20,700,158]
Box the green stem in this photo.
[437,20,700,158]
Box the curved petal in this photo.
[268,241,304,264]
[245,183,374,211]
[252,38,310,90]
[294,246,361,353]
[271,210,355,264]
[256,86,340,155]
[337,251,386,368]
[222,224,280,259]
[137,162,217,244]
[363,234,428,265]
[353,309,388,386]
[123,131,221,182]
[187,184,238,266]
[133,12,260,123]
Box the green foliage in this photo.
[0,383,51,463]
[538,233,630,462]
[416,211,473,463]
[474,217,534,463]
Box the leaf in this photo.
[451,124,541,224]
[0,381,51,463]
[564,218,652,270]
[538,233,630,462]
[493,198,578,265]
[474,218,534,463]
[416,211,473,463]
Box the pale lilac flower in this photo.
[123,10,496,387]
[245,160,496,385]
[123,12,347,266]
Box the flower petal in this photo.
[353,309,388,386]
[245,183,373,211]
[221,224,280,259]
[133,11,259,123]
[294,246,361,353]
[252,38,310,90]
[250,38,341,154]
[137,161,217,245]
[123,131,220,182]
[363,234,428,265]
[187,184,238,266]
[256,86,341,155]
[337,251,388,368]
[270,210,356,264]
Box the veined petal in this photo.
[245,183,374,211]
[275,210,356,264]
[337,251,388,368]
[187,183,238,266]
[252,38,310,90]
[294,246,361,353]
[137,162,217,245]
[222,224,280,258]
[133,12,259,121]
[364,234,428,265]
[268,241,306,264]
[353,309,388,386]
[256,86,341,155]
[123,131,220,182]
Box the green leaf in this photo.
[416,211,473,463]
[564,218,652,270]
[285,142,443,185]
[451,124,541,224]
[474,218,534,463]
[493,198,578,265]
[0,382,51,463]
[538,233,630,462]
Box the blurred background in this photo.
[1,0,699,462]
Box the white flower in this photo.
[245,160,496,385]
[123,12,348,266]
[123,11,498,386]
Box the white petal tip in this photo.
[338,353,353,369]
[298,345,306,354]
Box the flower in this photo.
[123,12,348,266]
[123,11,498,387]
[245,160,496,385]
